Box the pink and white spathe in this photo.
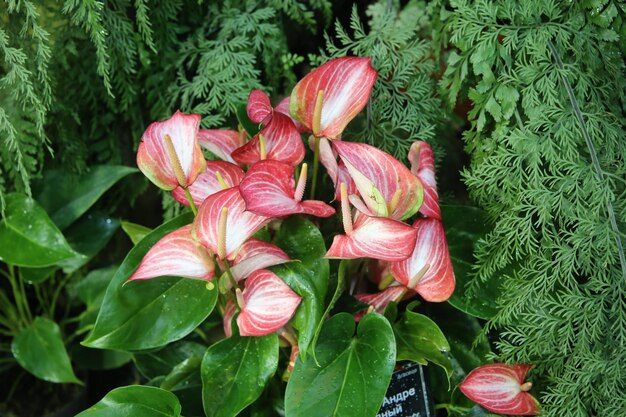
[459,364,540,416]
[229,238,291,282]
[236,270,302,337]
[390,218,455,302]
[353,286,408,321]
[239,160,335,218]
[192,187,270,261]
[172,161,244,207]
[197,129,246,164]
[232,112,305,166]
[409,141,441,219]
[128,225,214,282]
[223,298,237,338]
[325,183,417,262]
[333,141,424,221]
[290,57,377,139]
[137,111,207,190]
[247,90,306,132]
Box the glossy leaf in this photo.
[441,205,500,319]
[121,221,152,245]
[272,217,329,357]
[285,313,395,417]
[11,317,80,384]
[82,213,218,350]
[393,305,453,380]
[60,212,120,272]
[201,333,278,417]
[0,193,76,267]
[134,341,207,380]
[75,386,182,417]
[35,165,137,230]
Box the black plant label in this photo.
[377,361,434,417]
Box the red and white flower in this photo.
[197,129,246,164]
[128,225,214,282]
[236,270,302,337]
[459,364,540,416]
[390,218,455,302]
[137,111,206,190]
[409,141,441,219]
[290,57,377,139]
[172,160,244,207]
[239,160,335,218]
[229,238,291,282]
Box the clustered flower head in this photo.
[131,56,537,414]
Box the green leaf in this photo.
[11,317,81,384]
[201,333,278,417]
[285,313,396,417]
[135,341,207,379]
[82,213,218,350]
[272,217,329,357]
[75,386,181,417]
[121,221,152,245]
[60,212,120,272]
[311,259,348,355]
[74,265,119,309]
[234,101,260,137]
[0,193,77,267]
[393,305,453,381]
[441,205,500,320]
[34,165,137,230]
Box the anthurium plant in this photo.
[68,56,538,417]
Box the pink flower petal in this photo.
[223,299,237,338]
[389,218,455,302]
[459,364,539,416]
[193,187,270,260]
[247,90,273,124]
[232,113,305,166]
[230,238,291,282]
[326,213,417,261]
[290,57,377,139]
[275,96,307,133]
[239,160,335,218]
[409,141,441,219]
[237,270,302,337]
[172,161,245,206]
[198,129,245,164]
[333,140,423,220]
[128,225,214,282]
[355,286,407,312]
[137,111,206,190]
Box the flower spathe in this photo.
[172,160,244,207]
[409,141,441,219]
[236,270,302,337]
[137,110,207,190]
[229,238,291,282]
[333,140,424,221]
[459,364,540,416]
[231,112,305,166]
[247,89,273,125]
[127,225,215,282]
[239,160,335,218]
[290,56,377,139]
[193,187,270,261]
[389,218,455,302]
[197,129,245,164]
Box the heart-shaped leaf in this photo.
[393,304,453,380]
[82,213,218,350]
[285,313,395,417]
[201,333,278,417]
[75,386,182,417]
[272,216,329,357]
[34,165,137,230]
[441,205,500,319]
[121,221,152,245]
[11,317,80,384]
[0,193,76,267]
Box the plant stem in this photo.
[310,136,320,200]
[184,187,197,215]
[17,269,33,322]
[49,273,72,318]
[548,40,626,281]
[5,265,29,327]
